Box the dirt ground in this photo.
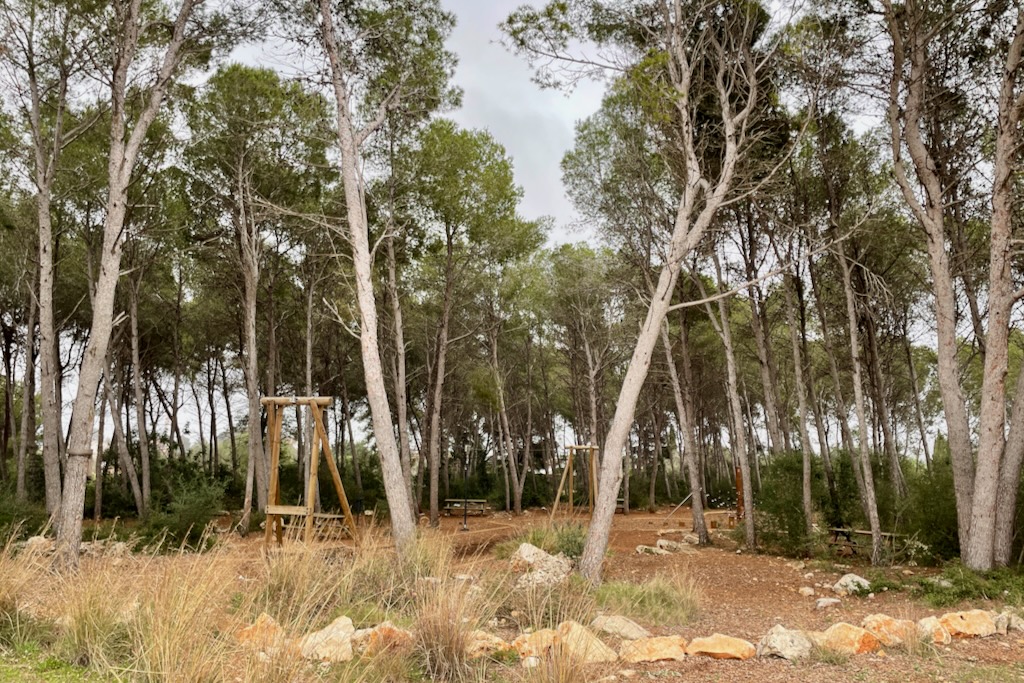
[434,506,1024,683]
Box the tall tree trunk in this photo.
[386,236,416,518]
[902,323,932,470]
[16,292,37,503]
[838,241,883,563]
[319,0,416,552]
[128,284,151,513]
[661,321,709,544]
[784,273,814,538]
[220,357,238,476]
[93,391,106,522]
[103,365,143,517]
[55,0,200,569]
[426,242,454,527]
[864,311,905,495]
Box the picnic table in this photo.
[829,527,905,555]
[443,499,490,516]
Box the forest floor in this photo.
[441,507,1024,682]
[2,506,1023,682]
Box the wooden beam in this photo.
[261,396,333,406]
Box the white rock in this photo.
[511,543,573,590]
[591,615,651,640]
[522,656,540,668]
[635,545,671,555]
[297,615,355,662]
[756,624,813,660]
[816,598,842,610]
[832,573,870,595]
[799,587,815,597]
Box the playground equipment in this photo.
[549,444,600,520]
[262,396,360,546]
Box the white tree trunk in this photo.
[318,0,417,553]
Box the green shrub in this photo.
[0,498,48,540]
[493,522,586,560]
[915,562,1024,608]
[753,452,824,557]
[142,475,224,548]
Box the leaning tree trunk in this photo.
[319,0,416,552]
[54,0,200,570]
[386,236,416,518]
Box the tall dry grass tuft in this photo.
[57,564,135,669]
[127,547,239,682]
[509,576,597,631]
[0,527,48,649]
[595,569,700,625]
[517,642,591,683]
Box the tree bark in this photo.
[128,283,151,513]
[784,272,815,538]
[54,0,201,570]
[318,0,417,553]
[837,240,883,564]
[16,289,36,504]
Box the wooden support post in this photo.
[549,448,573,521]
[312,404,360,546]
[304,407,322,543]
[588,446,598,514]
[735,465,744,520]
[264,404,284,545]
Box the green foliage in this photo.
[915,562,1024,608]
[899,452,960,562]
[752,451,823,556]
[0,499,47,541]
[493,522,586,560]
[141,474,224,549]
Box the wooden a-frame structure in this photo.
[263,396,360,546]
[549,444,600,520]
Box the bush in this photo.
[493,522,586,560]
[753,452,824,557]
[899,456,960,562]
[915,562,1024,608]
[0,498,48,540]
[142,475,224,548]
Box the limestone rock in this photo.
[236,613,287,652]
[832,573,870,595]
[635,545,670,555]
[654,539,696,554]
[521,656,541,668]
[556,620,617,664]
[297,615,355,662]
[685,633,756,660]
[352,621,414,655]
[938,610,996,639]
[786,561,806,571]
[23,536,53,556]
[511,543,573,589]
[861,614,917,647]
[798,587,815,597]
[816,597,842,610]
[917,616,952,645]
[619,636,688,663]
[999,609,1024,633]
[510,543,549,572]
[512,629,559,658]
[466,630,510,659]
[681,533,700,545]
[756,625,813,660]
[591,615,651,640]
[820,622,881,655]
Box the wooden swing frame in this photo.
[262,396,360,546]
[549,444,600,520]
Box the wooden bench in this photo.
[443,499,490,516]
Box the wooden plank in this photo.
[261,396,333,406]
[267,504,310,516]
[549,449,573,521]
[305,406,323,543]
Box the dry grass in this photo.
[595,569,700,625]
[0,522,704,683]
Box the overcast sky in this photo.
[440,1,606,244]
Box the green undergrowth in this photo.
[493,522,586,560]
[913,562,1024,608]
